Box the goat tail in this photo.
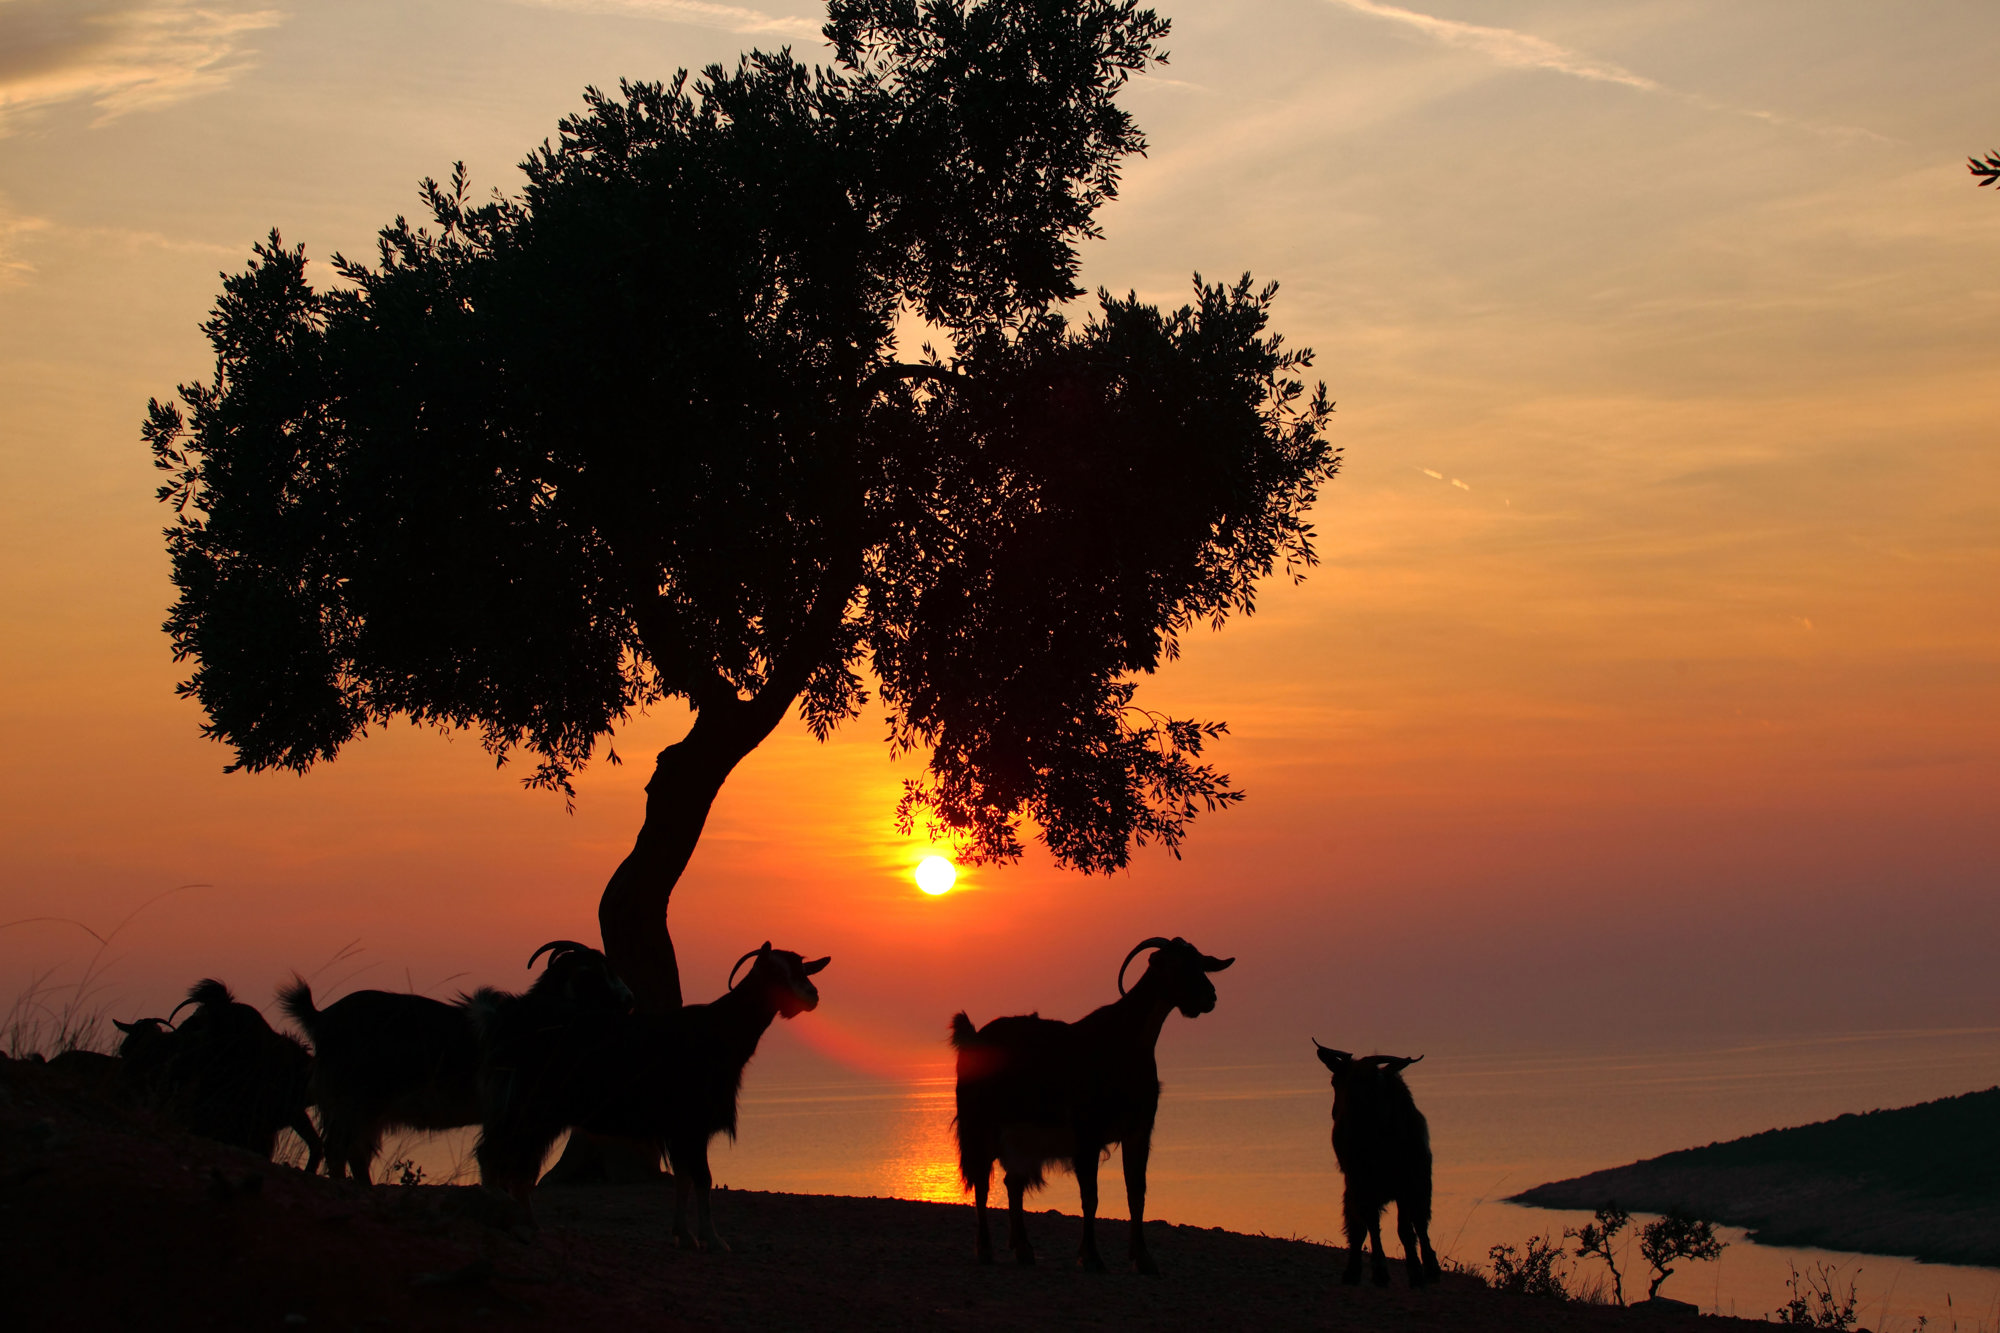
[461,986,508,1040]
[276,976,318,1034]
[948,1011,980,1049]
[169,977,234,1023]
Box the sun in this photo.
[914,854,957,896]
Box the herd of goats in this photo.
[28,933,1445,1286]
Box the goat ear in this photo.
[759,940,772,956]
[1369,1054,1422,1073]
[113,1019,137,1034]
[1314,1044,1351,1071]
[801,956,831,975]
[1201,954,1235,973]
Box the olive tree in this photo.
[146,0,1340,1011]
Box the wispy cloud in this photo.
[509,0,825,42]
[0,204,53,287]
[1321,0,1660,92]
[1318,0,1887,141]
[0,1,282,130]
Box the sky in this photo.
[1,0,1995,1078]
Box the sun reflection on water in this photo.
[879,1079,965,1204]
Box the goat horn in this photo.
[1117,937,1176,995]
[727,942,771,991]
[526,940,593,970]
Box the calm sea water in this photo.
[401,1026,2000,1330]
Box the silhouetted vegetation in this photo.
[1970,152,2000,189]
[1564,1203,1724,1305]
[1513,1088,2000,1266]
[1638,1211,1724,1301]
[1773,1261,1861,1330]
[1568,1203,1630,1305]
[143,0,1340,1012]
[1486,1234,1575,1300]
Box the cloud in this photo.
[1317,0,1887,141]
[0,203,52,286]
[0,0,282,129]
[1319,0,1660,92]
[508,0,825,42]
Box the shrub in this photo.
[1488,1235,1574,1299]
[1774,1261,1861,1329]
[1638,1211,1725,1300]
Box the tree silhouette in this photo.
[145,0,1340,1011]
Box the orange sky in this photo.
[2,0,1996,1070]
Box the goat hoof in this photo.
[1341,1270,1363,1286]
[1014,1249,1036,1268]
[1134,1255,1159,1277]
[1078,1254,1106,1274]
[1372,1269,1391,1288]
[976,1250,994,1266]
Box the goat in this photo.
[112,1016,179,1102]
[1314,1042,1441,1288]
[280,940,630,1182]
[950,935,1234,1274]
[472,942,829,1250]
[112,981,323,1170]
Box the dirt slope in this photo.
[2,1054,1768,1331]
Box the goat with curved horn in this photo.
[473,941,829,1251]
[280,941,629,1182]
[527,940,599,970]
[952,936,1235,1273]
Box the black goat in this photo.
[472,942,828,1249]
[279,941,630,1182]
[113,981,322,1169]
[1314,1042,1441,1288]
[111,1016,179,1102]
[950,935,1234,1274]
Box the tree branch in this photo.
[631,594,738,716]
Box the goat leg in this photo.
[1340,1188,1369,1284]
[293,1110,325,1176]
[1074,1147,1107,1272]
[668,1137,727,1253]
[1368,1216,1391,1287]
[1122,1134,1157,1276]
[1396,1205,1427,1288]
[670,1157,697,1249]
[972,1167,995,1265]
[1004,1171,1035,1266]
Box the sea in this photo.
[400,1025,2000,1330]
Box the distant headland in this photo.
[1512,1087,2000,1268]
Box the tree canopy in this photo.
[146,0,1340,1005]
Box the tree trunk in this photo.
[536,697,791,1187]
[598,700,783,1014]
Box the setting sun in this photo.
[914,855,956,896]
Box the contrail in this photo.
[1318,0,1888,140]
[1320,0,1660,91]
[510,0,824,41]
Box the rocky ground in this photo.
[2,1054,1769,1332]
